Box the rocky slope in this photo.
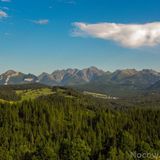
[1,67,160,96]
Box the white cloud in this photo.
[1,0,11,2]
[72,22,160,48]
[32,19,49,25]
[0,10,8,18]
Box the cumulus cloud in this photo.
[72,22,160,48]
[0,10,8,18]
[32,19,49,25]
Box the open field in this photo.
[83,91,118,99]
[16,88,53,101]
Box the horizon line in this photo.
[0,67,160,76]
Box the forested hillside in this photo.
[0,85,160,159]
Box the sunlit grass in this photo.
[16,88,53,101]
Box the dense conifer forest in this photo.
[0,85,160,159]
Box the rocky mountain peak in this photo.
[3,70,20,76]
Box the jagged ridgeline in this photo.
[0,84,160,159]
[1,67,160,97]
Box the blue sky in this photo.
[0,0,160,74]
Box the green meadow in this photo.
[16,88,53,101]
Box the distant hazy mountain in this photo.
[72,68,160,97]
[38,66,105,86]
[0,70,38,85]
[38,72,59,86]
[1,67,160,96]
[92,69,160,87]
[148,80,160,92]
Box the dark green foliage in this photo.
[0,87,160,159]
[0,83,49,91]
[60,138,91,160]
[0,87,20,101]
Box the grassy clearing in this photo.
[16,88,53,101]
[83,91,118,99]
[0,87,75,104]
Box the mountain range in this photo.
[0,67,160,96]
